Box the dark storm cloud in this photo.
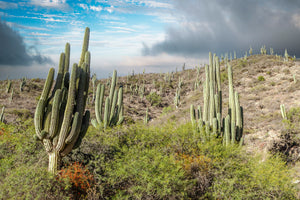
[0,19,52,66]
[142,0,300,57]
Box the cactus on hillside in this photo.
[0,106,5,123]
[92,70,124,130]
[6,80,11,93]
[144,107,149,125]
[174,88,180,108]
[20,77,26,92]
[34,27,90,174]
[190,53,243,146]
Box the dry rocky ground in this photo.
[1,54,300,182]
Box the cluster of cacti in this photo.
[34,27,90,174]
[92,69,124,130]
[261,45,267,55]
[190,52,243,146]
[20,77,26,92]
[0,106,5,123]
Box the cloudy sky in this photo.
[1,0,300,80]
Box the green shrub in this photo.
[146,92,162,106]
[0,165,72,199]
[220,71,228,83]
[162,106,174,115]
[258,75,265,81]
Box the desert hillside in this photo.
[1,53,300,199]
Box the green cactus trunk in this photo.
[34,27,90,174]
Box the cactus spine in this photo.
[34,27,90,174]
[92,70,124,130]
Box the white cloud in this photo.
[30,0,68,10]
[105,6,114,13]
[79,3,89,10]
[90,5,103,11]
[0,1,18,9]
[141,0,173,9]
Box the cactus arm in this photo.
[109,70,117,107]
[55,63,78,152]
[95,83,104,124]
[235,92,243,141]
[65,112,80,144]
[79,27,90,66]
[215,56,221,93]
[34,99,46,140]
[117,87,123,118]
[53,53,65,92]
[224,115,230,146]
[34,68,54,139]
[109,89,118,124]
[64,43,70,73]
[41,68,55,100]
[103,97,110,129]
[117,106,124,125]
[62,110,90,156]
[203,65,210,123]
[49,89,62,139]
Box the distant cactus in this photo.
[0,106,5,123]
[34,27,90,174]
[9,87,14,104]
[249,47,253,55]
[6,80,11,93]
[284,49,289,62]
[144,107,149,125]
[280,104,287,120]
[174,88,180,108]
[20,77,26,92]
[92,70,124,130]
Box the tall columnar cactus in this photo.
[34,27,90,174]
[92,70,124,130]
[190,52,243,146]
